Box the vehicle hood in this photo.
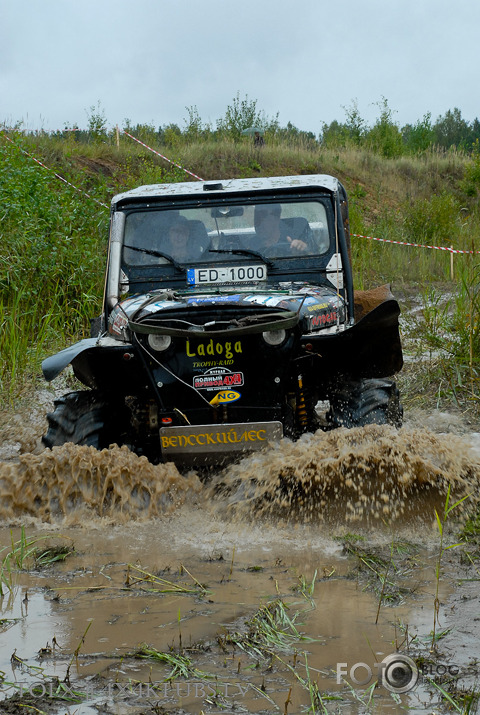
[108,283,347,338]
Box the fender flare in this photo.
[42,338,99,382]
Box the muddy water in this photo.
[1,423,478,525]
[0,420,479,714]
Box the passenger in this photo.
[253,205,308,256]
[166,215,191,261]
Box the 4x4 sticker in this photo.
[209,390,241,405]
[193,367,244,391]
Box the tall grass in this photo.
[0,134,111,400]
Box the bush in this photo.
[402,192,461,245]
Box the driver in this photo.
[253,204,308,255]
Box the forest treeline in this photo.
[22,94,480,159]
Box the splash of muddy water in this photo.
[0,443,202,523]
[0,424,478,526]
[211,424,480,524]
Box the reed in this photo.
[431,485,470,651]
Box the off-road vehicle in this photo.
[42,175,403,464]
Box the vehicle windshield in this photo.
[122,200,331,266]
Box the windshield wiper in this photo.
[209,248,274,268]
[123,244,184,273]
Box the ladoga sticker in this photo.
[186,338,242,359]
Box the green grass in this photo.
[426,677,480,714]
[338,535,417,609]
[125,563,209,596]
[223,597,314,662]
[129,644,208,680]
[432,486,471,650]
[0,527,74,595]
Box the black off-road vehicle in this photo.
[42,175,403,464]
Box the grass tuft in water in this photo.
[225,597,314,661]
[130,644,209,681]
[0,527,74,595]
[432,484,470,651]
[126,563,209,596]
[339,535,414,608]
[292,570,317,605]
[427,677,480,714]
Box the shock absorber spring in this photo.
[296,374,309,431]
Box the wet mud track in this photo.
[0,412,480,714]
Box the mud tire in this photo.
[327,378,403,429]
[42,391,118,449]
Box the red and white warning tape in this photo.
[125,131,480,256]
[123,131,204,182]
[1,132,109,209]
[3,128,480,258]
[351,233,480,255]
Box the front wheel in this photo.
[327,378,403,429]
[42,391,124,449]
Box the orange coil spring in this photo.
[296,375,308,430]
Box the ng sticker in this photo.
[209,391,241,405]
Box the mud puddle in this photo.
[0,418,479,713]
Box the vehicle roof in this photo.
[112,174,341,207]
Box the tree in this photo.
[320,100,366,148]
[366,97,403,158]
[216,92,278,141]
[320,120,349,147]
[433,108,471,150]
[276,121,317,147]
[402,113,435,153]
[86,101,108,143]
[342,98,367,143]
[183,105,211,141]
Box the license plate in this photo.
[160,421,282,456]
[187,265,267,286]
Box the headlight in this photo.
[147,334,172,351]
[262,329,286,346]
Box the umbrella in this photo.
[241,127,264,136]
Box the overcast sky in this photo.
[2,0,479,135]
